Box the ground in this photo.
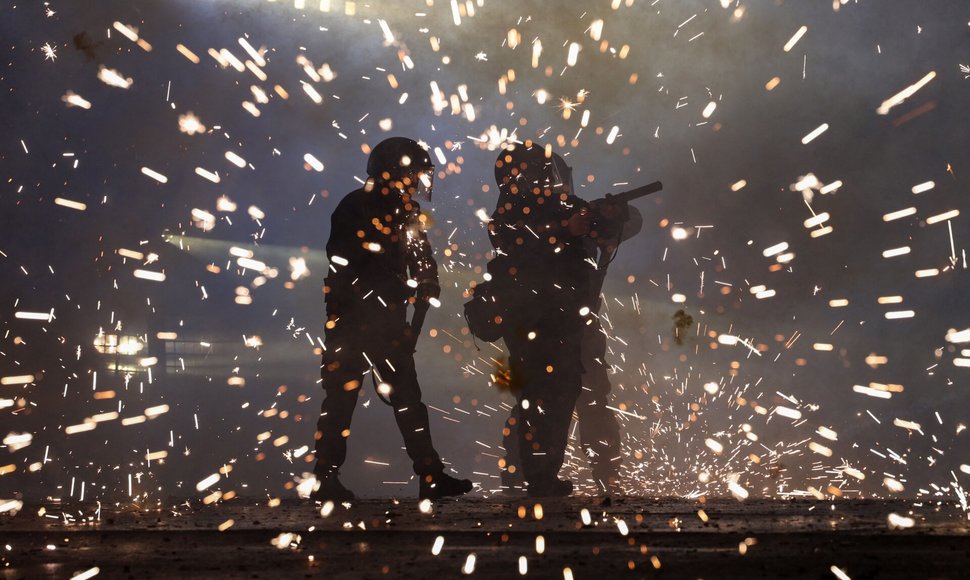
[1,497,969,579]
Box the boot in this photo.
[311,471,356,503]
[527,478,573,498]
[419,472,473,500]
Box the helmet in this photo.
[367,137,434,181]
[494,141,570,194]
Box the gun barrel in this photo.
[608,180,663,204]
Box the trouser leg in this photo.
[576,322,621,479]
[501,406,524,484]
[385,353,445,476]
[518,373,581,486]
[508,328,583,487]
[314,356,364,475]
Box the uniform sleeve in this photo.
[324,199,359,314]
[489,189,586,257]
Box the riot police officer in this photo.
[312,137,472,501]
[487,141,594,497]
[492,147,642,495]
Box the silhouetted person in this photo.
[487,141,593,497]
[497,151,642,494]
[312,137,472,501]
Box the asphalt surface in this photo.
[1,497,969,579]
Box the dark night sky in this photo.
[1,0,968,501]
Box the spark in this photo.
[783,26,808,52]
[72,568,101,580]
[60,92,91,110]
[911,181,935,194]
[557,97,578,113]
[877,71,936,115]
[178,113,206,135]
[830,566,851,580]
[801,123,829,144]
[41,42,57,61]
[97,66,133,89]
[887,513,915,529]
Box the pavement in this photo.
[1,496,969,579]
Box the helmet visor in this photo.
[551,160,572,194]
[410,168,434,202]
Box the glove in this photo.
[416,280,441,303]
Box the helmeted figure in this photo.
[312,137,472,501]
[487,141,594,497]
[490,146,642,495]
